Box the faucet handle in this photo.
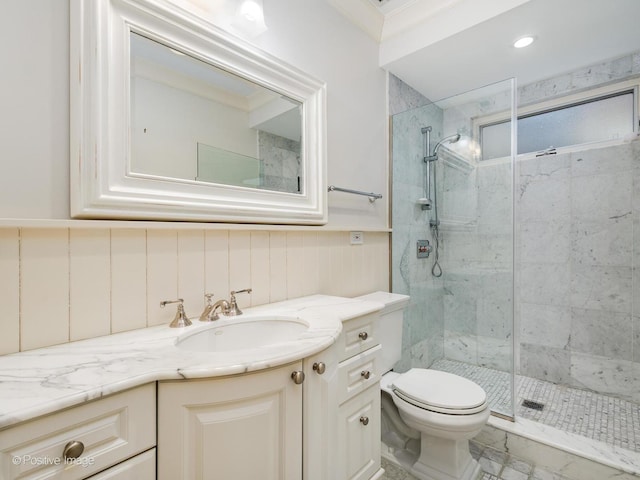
[228,288,252,316]
[199,293,215,322]
[160,299,192,328]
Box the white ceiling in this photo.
[332,0,640,101]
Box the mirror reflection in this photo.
[130,32,303,194]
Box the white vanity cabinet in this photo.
[305,312,383,480]
[157,361,304,480]
[0,383,156,480]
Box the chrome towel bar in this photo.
[327,185,383,203]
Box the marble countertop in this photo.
[0,295,383,430]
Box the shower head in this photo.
[432,133,461,156]
[424,133,461,162]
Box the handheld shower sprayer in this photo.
[425,133,461,162]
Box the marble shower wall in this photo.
[439,139,514,373]
[518,138,640,403]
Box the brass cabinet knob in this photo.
[358,332,368,340]
[360,416,369,426]
[312,362,326,375]
[291,371,305,384]
[62,440,85,460]
[361,370,371,380]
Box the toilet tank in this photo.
[355,292,409,373]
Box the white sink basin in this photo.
[175,316,309,352]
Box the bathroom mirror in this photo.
[70,0,327,224]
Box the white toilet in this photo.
[356,292,490,480]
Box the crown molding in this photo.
[326,0,384,42]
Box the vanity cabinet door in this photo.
[303,346,339,480]
[158,362,303,480]
[336,384,381,480]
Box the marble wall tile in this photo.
[477,234,513,267]
[477,336,512,371]
[520,303,571,350]
[444,331,478,364]
[441,230,481,269]
[570,308,632,360]
[571,143,635,177]
[518,154,571,182]
[519,263,571,307]
[477,272,512,339]
[633,316,640,363]
[519,222,570,264]
[569,352,639,402]
[477,164,512,228]
[570,217,632,267]
[570,264,632,314]
[571,172,632,224]
[518,177,571,223]
[442,276,478,334]
[388,73,432,116]
[520,344,571,384]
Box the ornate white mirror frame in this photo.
[70,0,327,224]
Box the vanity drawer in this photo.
[86,449,155,479]
[0,383,156,480]
[337,344,381,405]
[336,384,381,480]
[336,313,379,362]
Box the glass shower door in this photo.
[390,77,516,418]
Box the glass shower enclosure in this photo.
[390,78,516,418]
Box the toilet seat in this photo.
[392,369,487,415]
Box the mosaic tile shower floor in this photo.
[430,359,640,453]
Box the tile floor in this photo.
[430,359,640,453]
[381,440,574,480]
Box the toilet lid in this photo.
[392,369,487,414]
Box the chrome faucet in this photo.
[199,289,252,322]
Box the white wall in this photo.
[0,0,389,229]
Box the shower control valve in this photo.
[417,240,432,259]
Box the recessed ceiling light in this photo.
[513,36,535,49]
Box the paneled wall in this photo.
[0,227,389,355]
